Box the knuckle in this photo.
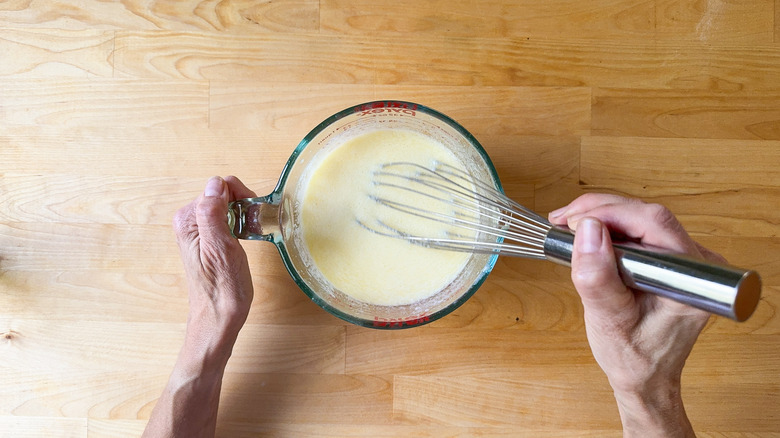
[577,192,598,202]
[195,198,212,217]
[576,192,603,205]
[646,203,681,230]
[644,203,702,256]
[172,206,191,237]
[196,198,222,220]
[645,204,687,236]
[571,264,618,292]
[196,206,224,232]
[577,192,632,206]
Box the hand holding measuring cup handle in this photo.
[143,176,257,438]
[548,194,714,438]
[174,175,257,340]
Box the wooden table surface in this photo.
[1,1,779,437]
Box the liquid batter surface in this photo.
[301,128,472,306]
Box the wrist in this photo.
[174,311,241,382]
[186,299,246,346]
[613,384,695,438]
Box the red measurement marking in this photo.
[373,314,430,328]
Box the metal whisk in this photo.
[360,162,761,322]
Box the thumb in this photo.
[571,217,635,318]
[195,176,233,243]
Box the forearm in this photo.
[143,324,236,438]
[151,176,255,437]
[614,385,696,438]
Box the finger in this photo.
[571,217,636,319]
[195,176,234,245]
[224,175,257,201]
[548,193,637,224]
[566,202,699,257]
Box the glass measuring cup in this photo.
[227,101,501,329]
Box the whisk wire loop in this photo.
[371,195,546,251]
[364,161,552,258]
[370,174,546,245]
[380,162,551,236]
[429,162,550,232]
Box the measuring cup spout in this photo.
[228,196,280,241]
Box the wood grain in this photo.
[592,89,780,139]
[429,278,584,331]
[393,375,620,428]
[0,126,294,178]
[89,419,622,438]
[3,0,773,44]
[345,329,597,376]
[216,372,393,424]
[0,223,180,273]
[0,320,344,375]
[0,0,318,33]
[345,328,780,382]
[0,271,189,322]
[322,0,774,43]
[655,0,774,43]
[111,31,780,90]
[0,175,206,225]
[0,416,86,438]
[777,0,780,42]
[0,29,113,78]
[0,79,208,128]
[321,0,655,39]
[0,268,340,326]
[87,419,145,438]
[209,83,591,136]
[0,369,166,419]
[84,418,780,438]
[395,376,780,431]
[218,423,623,438]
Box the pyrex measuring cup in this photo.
[227,101,501,329]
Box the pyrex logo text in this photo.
[355,101,418,117]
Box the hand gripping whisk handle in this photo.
[542,227,761,322]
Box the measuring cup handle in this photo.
[227,196,280,241]
[543,227,761,322]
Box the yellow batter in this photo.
[300,129,473,306]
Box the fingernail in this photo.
[578,218,602,254]
[548,207,567,219]
[204,176,223,197]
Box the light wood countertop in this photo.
[1,1,778,436]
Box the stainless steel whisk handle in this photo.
[543,227,762,322]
